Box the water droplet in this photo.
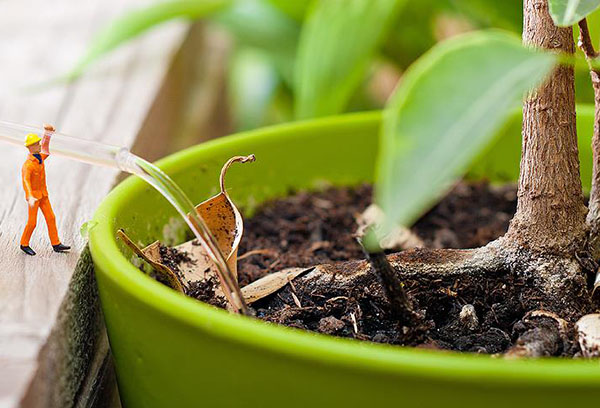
[80,220,98,238]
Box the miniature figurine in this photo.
[20,124,70,256]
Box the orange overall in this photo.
[20,152,60,246]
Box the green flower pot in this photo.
[90,109,600,408]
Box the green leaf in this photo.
[228,48,280,130]
[265,0,311,21]
[381,0,444,70]
[369,31,556,251]
[68,0,231,79]
[450,0,522,32]
[549,0,600,26]
[213,0,300,86]
[294,0,405,119]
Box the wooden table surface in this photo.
[0,1,231,407]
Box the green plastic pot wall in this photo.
[90,109,600,408]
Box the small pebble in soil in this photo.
[459,304,479,331]
[318,316,346,334]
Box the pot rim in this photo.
[90,111,600,388]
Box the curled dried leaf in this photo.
[118,156,320,309]
[175,155,254,308]
[117,229,185,293]
[117,155,255,311]
[192,155,255,281]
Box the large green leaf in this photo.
[368,31,556,251]
[549,0,600,26]
[68,0,231,79]
[294,0,405,119]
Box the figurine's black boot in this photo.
[52,243,71,253]
[20,245,36,256]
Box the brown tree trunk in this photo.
[505,0,587,254]
[586,72,600,235]
[578,19,600,256]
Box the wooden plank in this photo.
[0,1,191,406]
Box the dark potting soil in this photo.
[153,246,229,309]
[237,182,517,286]
[233,181,538,355]
[165,182,583,356]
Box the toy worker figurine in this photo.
[20,124,70,256]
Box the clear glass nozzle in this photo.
[0,120,132,171]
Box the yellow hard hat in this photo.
[24,133,41,147]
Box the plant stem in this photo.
[505,0,587,254]
[578,19,598,59]
[362,249,414,323]
[578,18,600,257]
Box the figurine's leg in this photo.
[20,199,39,246]
[39,197,60,246]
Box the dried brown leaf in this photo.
[175,155,254,298]
[119,155,314,309]
[117,156,255,307]
[241,267,313,304]
[117,229,185,293]
[291,291,302,308]
[178,155,255,314]
[118,231,310,306]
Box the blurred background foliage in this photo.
[78,0,600,132]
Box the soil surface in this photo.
[235,181,541,355]
[162,182,588,356]
[237,182,516,285]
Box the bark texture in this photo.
[505,0,587,254]
[578,19,600,257]
[587,71,600,239]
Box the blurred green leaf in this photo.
[228,48,279,130]
[294,0,405,119]
[214,0,300,85]
[265,0,311,21]
[382,0,447,70]
[69,0,231,79]
[368,31,556,250]
[549,0,600,26]
[451,0,522,32]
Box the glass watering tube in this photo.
[0,120,248,314]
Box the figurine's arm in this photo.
[41,123,55,158]
[22,165,35,203]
